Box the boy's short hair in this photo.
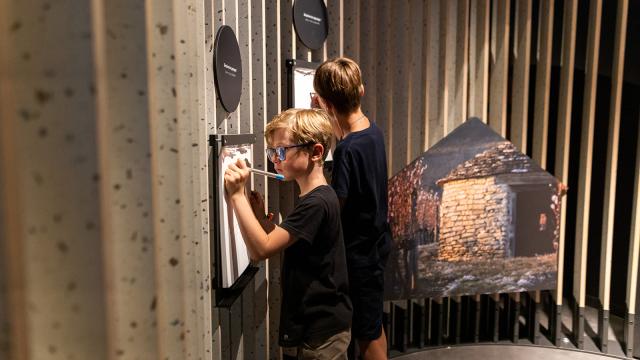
[265,108,333,163]
[313,57,363,115]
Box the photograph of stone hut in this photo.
[385,118,565,300]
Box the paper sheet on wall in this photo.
[218,143,252,288]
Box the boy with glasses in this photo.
[225,108,352,359]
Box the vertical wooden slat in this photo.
[553,0,578,346]
[264,1,282,358]
[425,0,443,147]
[443,0,457,135]
[0,153,7,359]
[375,1,393,175]
[191,0,213,355]
[145,0,185,356]
[250,1,269,357]
[90,0,158,358]
[454,0,470,127]
[210,0,225,357]
[236,0,255,357]
[510,0,532,152]
[573,0,603,349]
[226,0,241,135]
[468,0,490,123]
[173,0,211,356]
[311,1,327,63]
[532,0,555,168]
[598,0,628,352]
[390,0,410,175]
[343,0,359,61]
[214,0,228,135]
[326,0,343,59]
[408,0,424,161]
[359,0,375,120]
[0,4,29,356]
[488,0,510,137]
[626,118,640,356]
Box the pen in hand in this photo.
[247,167,285,181]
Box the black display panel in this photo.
[213,25,242,113]
[293,0,328,50]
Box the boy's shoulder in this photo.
[301,185,339,204]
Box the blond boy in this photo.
[225,108,352,359]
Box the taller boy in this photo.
[313,58,391,359]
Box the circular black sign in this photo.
[214,25,242,113]
[293,0,328,50]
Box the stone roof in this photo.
[436,142,544,186]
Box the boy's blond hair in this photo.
[265,108,333,164]
[313,57,362,115]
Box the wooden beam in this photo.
[573,0,603,349]
[532,0,555,169]
[510,0,532,152]
[488,0,510,137]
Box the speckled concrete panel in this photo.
[173,0,212,357]
[0,156,8,360]
[249,2,269,358]
[91,0,158,358]
[144,0,184,359]
[326,0,342,59]
[0,0,108,359]
[264,1,283,358]
[342,0,359,61]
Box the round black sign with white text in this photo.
[293,0,328,50]
[214,25,242,113]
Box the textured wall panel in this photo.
[0,1,108,359]
[90,0,158,358]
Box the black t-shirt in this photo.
[278,185,352,347]
[332,122,391,268]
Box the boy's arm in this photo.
[225,159,295,261]
[228,193,294,261]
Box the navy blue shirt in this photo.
[332,122,391,268]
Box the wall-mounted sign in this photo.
[214,25,242,113]
[293,0,328,50]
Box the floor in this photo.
[394,344,628,360]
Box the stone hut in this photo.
[435,142,562,261]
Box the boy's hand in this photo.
[224,159,250,198]
[248,190,266,218]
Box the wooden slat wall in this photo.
[532,0,555,169]
[554,0,578,333]
[510,0,532,153]
[2,1,639,359]
[573,0,602,349]
[598,0,629,352]
[488,0,510,137]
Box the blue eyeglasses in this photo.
[266,142,314,162]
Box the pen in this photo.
[247,167,285,181]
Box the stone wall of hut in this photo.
[437,177,511,261]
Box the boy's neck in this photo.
[296,165,327,196]
[336,108,369,138]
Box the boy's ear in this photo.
[310,143,325,163]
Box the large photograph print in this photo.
[385,119,565,300]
